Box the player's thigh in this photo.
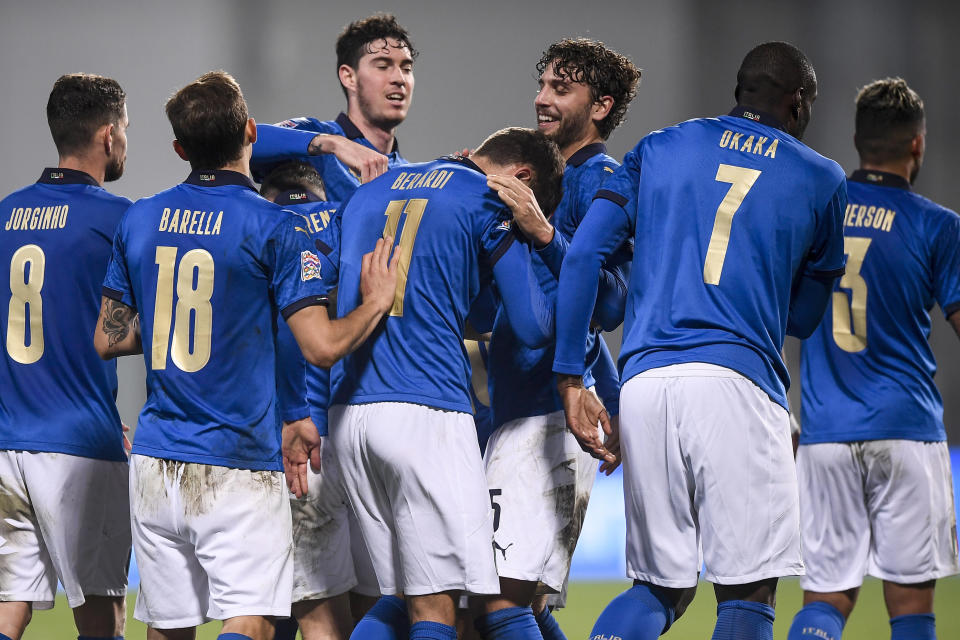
[129,455,208,628]
[865,440,960,583]
[24,452,130,608]
[363,402,499,597]
[618,372,700,588]
[674,365,802,584]
[290,437,357,603]
[484,410,596,592]
[188,466,293,621]
[0,450,57,609]
[796,442,870,592]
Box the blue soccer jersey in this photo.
[489,143,628,428]
[0,169,130,461]
[330,156,553,413]
[252,113,408,203]
[801,170,960,443]
[273,191,340,435]
[554,108,848,408]
[102,170,329,470]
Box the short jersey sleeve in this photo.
[593,143,641,234]
[931,210,960,317]
[267,214,331,319]
[101,220,136,308]
[803,179,848,278]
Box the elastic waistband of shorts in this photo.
[633,362,745,379]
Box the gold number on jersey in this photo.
[703,164,762,285]
[6,245,45,364]
[831,237,872,352]
[151,246,215,372]
[382,198,427,316]
[465,339,490,407]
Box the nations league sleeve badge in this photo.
[300,250,322,281]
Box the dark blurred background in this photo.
[2,0,958,440]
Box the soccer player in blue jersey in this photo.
[479,38,639,640]
[251,13,416,198]
[0,73,131,640]
[328,127,564,640]
[93,71,399,640]
[552,42,848,640]
[788,78,960,640]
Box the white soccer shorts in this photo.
[329,402,500,597]
[130,454,292,628]
[484,409,597,593]
[0,450,130,609]
[620,363,803,588]
[797,440,960,591]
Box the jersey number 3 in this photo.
[703,164,762,285]
[151,246,215,372]
[382,198,427,316]
[832,237,871,352]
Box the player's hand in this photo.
[121,422,132,455]
[557,374,615,463]
[598,413,622,475]
[309,134,388,184]
[487,175,555,248]
[282,417,322,499]
[360,236,401,314]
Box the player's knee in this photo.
[73,595,125,637]
[714,577,778,607]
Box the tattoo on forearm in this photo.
[102,299,137,347]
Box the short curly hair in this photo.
[536,38,641,140]
[855,77,924,164]
[47,73,126,156]
[336,13,417,96]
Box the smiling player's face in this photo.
[353,38,415,131]
[535,63,595,153]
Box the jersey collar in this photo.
[445,154,485,175]
[184,169,258,192]
[274,190,324,206]
[727,106,786,132]
[566,142,607,168]
[37,167,99,186]
[336,112,400,154]
[849,169,912,191]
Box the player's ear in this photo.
[791,89,803,121]
[245,117,257,145]
[101,123,115,156]
[172,140,190,162]
[593,95,614,121]
[513,166,532,184]
[338,64,357,95]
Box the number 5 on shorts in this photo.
[703,164,762,285]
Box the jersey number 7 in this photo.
[703,164,762,285]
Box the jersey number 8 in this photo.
[151,246,214,372]
[6,244,45,364]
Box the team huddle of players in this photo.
[0,11,958,640]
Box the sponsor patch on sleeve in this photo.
[496,219,512,232]
[300,250,322,281]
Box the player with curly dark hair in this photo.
[472,38,640,640]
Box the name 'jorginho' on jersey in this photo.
[0,169,130,461]
[102,170,328,471]
[801,170,960,443]
[564,109,847,408]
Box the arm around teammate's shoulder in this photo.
[93,296,142,359]
[285,237,399,368]
[491,240,554,349]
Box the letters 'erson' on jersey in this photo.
[330,156,519,413]
[555,108,847,408]
[801,170,960,443]
[101,170,330,470]
[0,168,131,461]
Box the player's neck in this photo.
[346,106,396,155]
[216,158,253,177]
[58,155,105,186]
[859,160,914,185]
[561,130,604,162]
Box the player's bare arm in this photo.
[286,236,399,368]
[93,296,142,359]
[488,174,555,247]
[308,133,388,184]
[282,416,322,499]
[556,372,615,463]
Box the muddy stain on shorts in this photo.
[546,478,590,560]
